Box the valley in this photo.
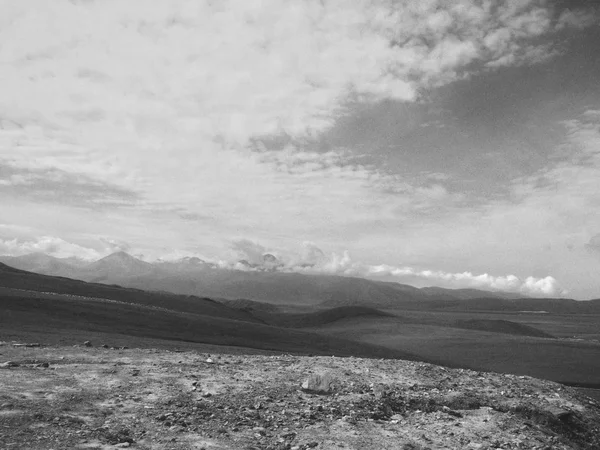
[2,257,600,448]
[2,258,600,393]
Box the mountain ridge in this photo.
[1,252,598,313]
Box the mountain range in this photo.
[1,251,599,313]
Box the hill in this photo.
[453,318,555,338]
[0,262,255,322]
[79,251,157,282]
[429,296,600,314]
[420,286,527,300]
[249,305,397,328]
[0,263,423,361]
[4,252,600,314]
[2,262,600,394]
[0,253,82,278]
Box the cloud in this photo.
[0,235,101,260]
[300,242,327,266]
[0,1,591,229]
[230,239,269,265]
[0,228,564,297]
[222,240,564,297]
[99,237,131,253]
[299,250,564,297]
[511,111,600,202]
[367,108,600,299]
[583,109,600,119]
[556,8,599,30]
[0,1,589,153]
[585,234,600,254]
[0,1,596,297]
[0,160,139,207]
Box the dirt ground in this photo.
[1,341,599,450]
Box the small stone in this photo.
[372,385,387,399]
[114,443,131,448]
[0,361,19,368]
[442,406,463,418]
[301,373,335,395]
[84,341,92,347]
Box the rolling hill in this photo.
[2,262,600,388]
[2,252,600,314]
[0,262,426,361]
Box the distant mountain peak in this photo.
[100,250,137,260]
[178,256,206,265]
[89,251,152,270]
[153,256,211,270]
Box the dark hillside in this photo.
[420,286,526,300]
[254,306,397,328]
[0,263,256,323]
[0,294,426,361]
[0,263,436,360]
[454,319,555,338]
[435,297,600,314]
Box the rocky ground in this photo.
[1,341,599,450]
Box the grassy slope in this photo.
[426,297,600,314]
[0,295,435,361]
[453,318,555,338]
[232,305,397,328]
[0,263,257,322]
[3,262,600,386]
[0,264,430,361]
[310,315,600,386]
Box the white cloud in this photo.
[359,109,600,299]
[0,236,101,260]
[0,227,566,297]
[0,1,587,205]
[219,240,564,297]
[583,109,600,119]
[230,239,269,265]
[99,237,131,253]
[304,251,563,297]
[0,1,587,164]
[0,1,596,297]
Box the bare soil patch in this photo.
[1,342,599,449]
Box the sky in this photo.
[1,0,599,299]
